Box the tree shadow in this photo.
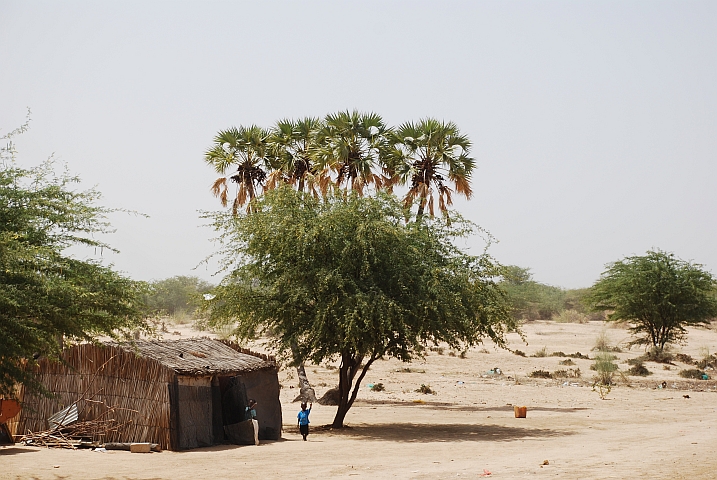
[355,399,589,413]
[319,422,572,443]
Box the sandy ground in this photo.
[3,320,717,479]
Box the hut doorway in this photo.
[217,375,255,445]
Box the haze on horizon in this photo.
[2,1,715,289]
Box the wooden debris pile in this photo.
[19,402,135,449]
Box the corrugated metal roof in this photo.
[113,338,275,376]
[48,403,78,427]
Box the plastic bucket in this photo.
[514,406,527,418]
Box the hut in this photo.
[10,338,282,450]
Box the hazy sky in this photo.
[2,1,716,288]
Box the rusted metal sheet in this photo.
[0,399,21,423]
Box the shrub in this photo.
[532,347,548,358]
[643,347,674,364]
[529,370,552,379]
[553,309,589,324]
[592,351,619,386]
[627,361,651,376]
[674,353,695,365]
[679,369,707,380]
[559,359,576,366]
[593,331,621,352]
[416,384,434,394]
[370,383,385,392]
[513,349,526,357]
[552,368,581,379]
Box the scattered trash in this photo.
[478,469,492,477]
[457,381,465,385]
[542,460,549,465]
[53,466,60,469]
[683,395,690,399]
[92,447,107,453]
[514,406,527,418]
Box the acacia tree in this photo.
[589,250,717,351]
[202,187,514,427]
[0,127,148,397]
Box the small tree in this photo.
[146,276,213,317]
[0,124,148,397]
[589,250,717,351]
[203,187,515,427]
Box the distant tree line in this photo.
[499,266,598,322]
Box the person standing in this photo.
[297,402,312,441]
[246,399,259,445]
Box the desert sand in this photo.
[3,320,717,479]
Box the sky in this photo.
[1,1,716,288]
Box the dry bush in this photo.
[370,383,385,392]
[532,346,548,358]
[553,309,589,324]
[559,359,576,366]
[529,370,552,379]
[593,331,622,352]
[551,368,581,379]
[627,361,651,376]
[679,369,707,379]
[642,347,674,364]
[416,384,434,394]
[513,349,526,357]
[674,353,695,365]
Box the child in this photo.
[246,399,259,445]
[297,402,312,441]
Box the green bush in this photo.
[592,351,619,385]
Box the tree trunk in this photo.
[290,341,317,403]
[331,351,376,428]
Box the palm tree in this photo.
[315,110,392,195]
[265,117,324,196]
[204,126,271,214]
[390,119,474,217]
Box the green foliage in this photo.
[415,384,434,394]
[202,187,515,427]
[500,267,598,322]
[588,250,717,351]
[0,126,148,397]
[146,276,213,317]
[205,111,475,219]
[591,351,620,386]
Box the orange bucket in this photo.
[514,406,527,418]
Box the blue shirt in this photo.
[297,408,311,425]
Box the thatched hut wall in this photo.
[14,343,174,448]
[11,338,281,450]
